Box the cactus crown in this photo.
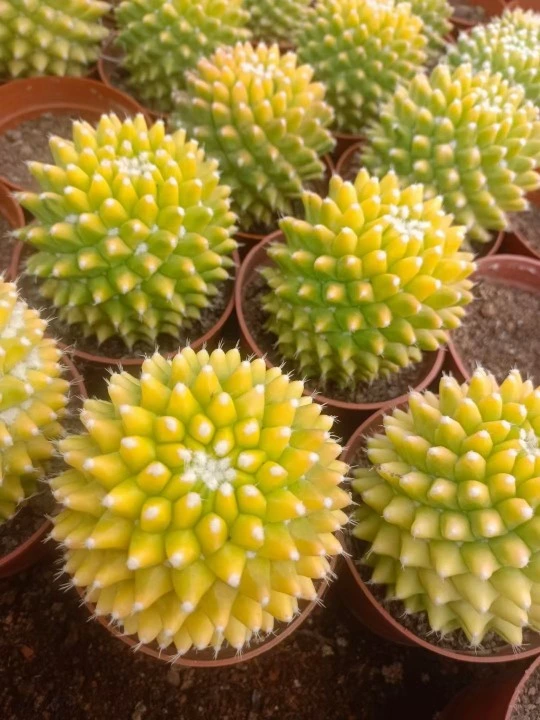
[0,0,110,78]
[173,42,335,230]
[262,169,475,388]
[409,0,452,56]
[115,0,251,113]
[51,347,350,655]
[447,9,540,105]
[296,0,427,134]
[0,280,69,524]
[362,63,540,243]
[16,113,237,349]
[353,368,540,647]
[244,0,311,44]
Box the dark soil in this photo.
[512,666,540,720]
[0,114,76,191]
[508,206,540,257]
[452,279,540,383]
[244,272,438,405]
[449,0,487,22]
[0,215,15,276]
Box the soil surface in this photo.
[512,666,540,720]
[509,206,540,257]
[244,272,439,405]
[449,0,487,22]
[452,279,540,383]
[0,114,76,191]
[0,216,15,277]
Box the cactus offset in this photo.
[296,0,427,134]
[262,169,475,388]
[15,113,237,349]
[447,9,540,105]
[0,280,69,524]
[409,0,452,57]
[51,347,350,655]
[172,42,335,230]
[0,0,110,78]
[115,0,251,113]
[353,368,540,647]
[244,0,311,45]
[362,64,540,243]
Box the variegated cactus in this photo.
[51,347,350,655]
[409,0,452,57]
[244,0,311,44]
[353,368,540,647]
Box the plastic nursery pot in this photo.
[447,253,540,382]
[0,75,148,193]
[0,357,87,579]
[10,245,240,371]
[442,654,540,719]
[0,181,24,281]
[339,408,540,663]
[79,554,338,668]
[235,232,445,439]
[500,189,540,261]
[451,0,504,31]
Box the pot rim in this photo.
[506,189,540,262]
[506,653,540,718]
[0,181,25,281]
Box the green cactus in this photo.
[0,0,110,78]
[353,368,540,647]
[51,346,350,655]
[447,9,540,106]
[244,0,311,45]
[15,113,237,349]
[115,0,251,113]
[0,280,69,524]
[172,42,335,230]
[409,0,452,57]
[262,169,475,388]
[362,64,540,243]
[295,0,427,134]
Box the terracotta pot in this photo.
[340,407,540,663]
[451,0,504,31]
[0,181,24,281]
[511,0,537,9]
[235,233,445,439]
[0,357,87,579]
[448,253,540,381]
[11,244,240,371]
[500,189,540,261]
[79,554,337,668]
[0,76,148,193]
[332,130,365,165]
[442,655,540,719]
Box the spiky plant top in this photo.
[244,0,311,45]
[353,368,540,647]
[172,42,335,230]
[447,9,540,106]
[15,113,237,349]
[362,64,540,243]
[295,0,427,134]
[0,0,110,78]
[115,0,251,113]
[0,280,69,525]
[51,347,350,655]
[262,169,475,388]
[409,0,452,57]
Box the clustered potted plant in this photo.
[1,0,540,705]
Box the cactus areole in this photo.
[51,347,350,656]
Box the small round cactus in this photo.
[409,0,452,57]
[244,0,311,45]
[15,113,237,349]
[51,347,350,655]
[115,0,251,113]
[0,0,110,78]
[447,9,540,106]
[353,368,540,647]
[362,64,540,243]
[262,169,475,388]
[0,280,69,524]
[296,0,427,134]
[173,42,335,230]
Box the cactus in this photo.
[15,113,237,349]
[362,64,540,243]
[295,0,427,134]
[115,0,251,113]
[50,346,350,655]
[262,169,475,388]
[353,368,540,647]
[0,0,110,78]
[0,280,69,524]
[244,0,311,45]
[447,9,540,106]
[409,0,452,57]
[173,42,335,230]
